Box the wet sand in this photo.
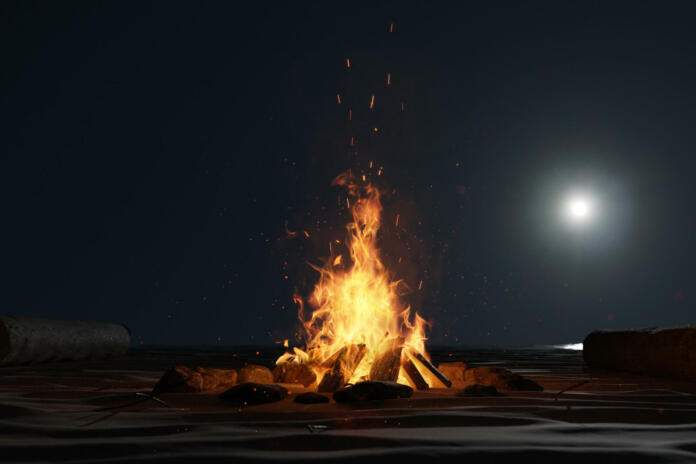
[1,347,696,463]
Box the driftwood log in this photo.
[0,315,130,365]
[584,326,696,380]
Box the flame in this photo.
[277,171,430,387]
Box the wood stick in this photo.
[345,343,367,373]
[369,337,404,382]
[318,343,366,392]
[320,346,347,369]
[401,357,429,390]
[408,349,452,388]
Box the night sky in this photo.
[3,2,696,347]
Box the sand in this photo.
[1,346,696,463]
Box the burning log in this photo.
[407,349,452,388]
[317,343,366,392]
[0,315,130,365]
[320,345,348,369]
[401,357,429,390]
[368,337,404,382]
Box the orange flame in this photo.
[277,171,429,387]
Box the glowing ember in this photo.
[277,170,435,390]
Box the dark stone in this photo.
[506,375,544,391]
[455,384,501,396]
[152,366,237,395]
[462,367,543,391]
[273,363,317,387]
[333,381,413,403]
[220,382,288,405]
[584,326,696,380]
[294,392,330,404]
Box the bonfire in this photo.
[276,171,451,391]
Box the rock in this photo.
[333,381,413,403]
[462,367,543,391]
[584,326,696,380]
[505,374,544,391]
[152,366,238,394]
[220,382,288,405]
[294,392,330,404]
[455,384,501,396]
[437,361,468,387]
[272,363,317,387]
[238,364,274,384]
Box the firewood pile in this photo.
[277,338,452,392]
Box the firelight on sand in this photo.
[277,171,435,388]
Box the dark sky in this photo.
[3,2,695,347]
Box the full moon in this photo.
[566,197,592,221]
[570,199,588,217]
